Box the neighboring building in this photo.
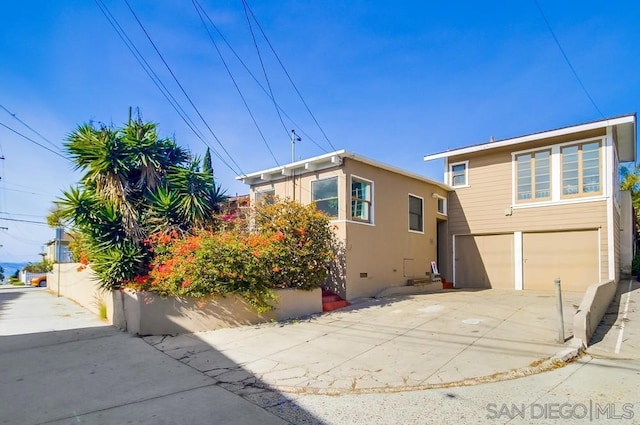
[44,232,74,263]
[239,150,452,300]
[424,114,637,291]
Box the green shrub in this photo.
[130,199,335,313]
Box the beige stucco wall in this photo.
[49,263,322,335]
[115,287,322,335]
[445,130,610,284]
[573,280,617,347]
[251,158,449,300]
[47,264,114,321]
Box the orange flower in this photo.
[272,266,281,273]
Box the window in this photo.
[562,142,601,197]
[311,177,339,218]
[436,196,447,215]
[516,150,551,201]
[351,177,372,223]
[409,195,423,232]
[450,161,468,187]
[255,189,275,204]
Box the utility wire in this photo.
[123,0,245,175]
[192,2,329,154]
[0,105,64,153]
[94,0,208,145]
[533,0,604,118]
[0,217,48,225]
[241,0,290,138]
[243,0,337,151]
[94,0,236,171]
[193,0,280,166]
[0,121,71,162]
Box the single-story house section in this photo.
[238,150,452,300]
[424,113,637,291]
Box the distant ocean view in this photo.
[0,262,27,280]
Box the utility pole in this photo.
[291,130,301,201]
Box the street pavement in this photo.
[147,289,585,394]
[2,282,639,424]
[0,287,299,425]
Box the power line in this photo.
[123,0,245,176]
[0,104,63,153]
[191,2,329,154]
[94,0,207,144]
[241,0,290,138]
[193,0,280,166]
[0,121,71,161]
[533,0,604,118]
[243,0,337,152]
[0,217,48,225]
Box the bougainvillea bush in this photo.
[127,199,335,313]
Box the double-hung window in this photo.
[311,177,339,218]
[561,142,601,197]
[516,150,551,202]
[255,189,275,204]
[408,195,423,232]
[351,177,372,223]
[449,161,468,187]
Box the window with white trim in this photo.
[255,189,275,204]
[561,141,601,197]
[311,177,339,218]
[436,196,447,215]
[449,161,468,187]
[516,150,551,202]
[408,194,423,232]
[351,177,372,223]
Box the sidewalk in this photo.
[586,278,640,360]
[0,287,300,425]
[146,289,584,396]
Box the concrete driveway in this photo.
[146,289,584,395]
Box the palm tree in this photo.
[56,115,222,288]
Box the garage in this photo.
[523,230,599,291]
[455,234,514,289]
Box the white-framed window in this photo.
[351,176,373,223]
[255,189,275,204]
[436,195,447,215]
[311,177,339,218]
[408,194,424,232]
[561,141,601,198]
[449,161,468,187]
[516,150,551,202]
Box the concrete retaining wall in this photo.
[50,263,322,335]
[47,264,114,320]
[573,280,617,347]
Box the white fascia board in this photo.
[423,115,636,162]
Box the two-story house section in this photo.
[238,150,452,300]
[424,114,637,291]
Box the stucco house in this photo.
[424,114,637,291]
[238,150,451,300]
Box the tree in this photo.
[620,165,640,213]
[54,116,224,289]
[0,266,4,282]
[201,147,228,213]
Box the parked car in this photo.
[30,276,46,287]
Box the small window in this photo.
[312,177,339,218]
[409,195,423,232]
[255,189,275,204]
[450,161,468,187]
[436,197,446,215]
[351,177,372,223]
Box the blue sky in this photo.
[1,0,639,262]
